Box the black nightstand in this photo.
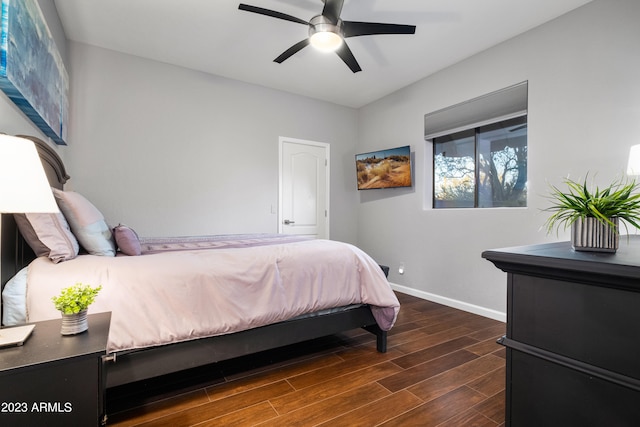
[0,312,111,427]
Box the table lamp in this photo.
[0,134,59,347]
[627,144,640,176]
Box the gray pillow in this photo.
[14,212,80,263]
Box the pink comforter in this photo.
[26,239,399,353]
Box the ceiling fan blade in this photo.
[238,4,309,26]
[335,41,362,73]
[321,0,344,24]
[343,21,416,38]
[274,39,310,63]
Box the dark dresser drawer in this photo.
[510,274,640,380]
[507,349,640,427]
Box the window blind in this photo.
[424,81,528,140]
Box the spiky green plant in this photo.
[52,283,102,315]
[544,176,640,235]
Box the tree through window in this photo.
[433,115,527,208]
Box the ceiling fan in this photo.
[238,0,416,73]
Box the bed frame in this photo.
[0,135,388,390]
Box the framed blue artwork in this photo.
[1,0,68,145]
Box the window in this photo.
[433,115,527,208]
[424,81,528,209]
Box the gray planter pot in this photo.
[60,309,88,335]
[571,217,619,253]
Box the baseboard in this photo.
[389,283,506,323]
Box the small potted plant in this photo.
[52,283,102,335]
[544,175,640,252]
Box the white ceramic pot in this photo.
[571,217,619,253]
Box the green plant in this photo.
[52,283,102,315]
[544,175,640,234]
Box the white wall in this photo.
[65,42,360,242]
[356,0,640,319]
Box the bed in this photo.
[1,136,399,394]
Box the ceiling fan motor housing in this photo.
[309,15,344,51]
[309,15,344,38]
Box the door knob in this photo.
[283,219,295,225]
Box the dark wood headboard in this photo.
[1,135,69,288]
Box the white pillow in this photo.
[2,267,28,326]
[52,188,116,256]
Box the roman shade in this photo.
[424,81,528,140]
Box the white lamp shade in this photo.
[628,144,640,176]
[0,135,59,213]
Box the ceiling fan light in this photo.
[310,31,343,52]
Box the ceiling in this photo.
[53,0,593,108]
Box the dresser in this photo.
[0,312,110,426]
[483,239,640,427]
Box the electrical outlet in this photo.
[398,262,405,275]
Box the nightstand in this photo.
[0,312,110,427]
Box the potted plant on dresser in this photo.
[52,283,102,335]
[545,176,640,253]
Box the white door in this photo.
[279,137,330,239]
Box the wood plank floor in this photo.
[106,292,506,426]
